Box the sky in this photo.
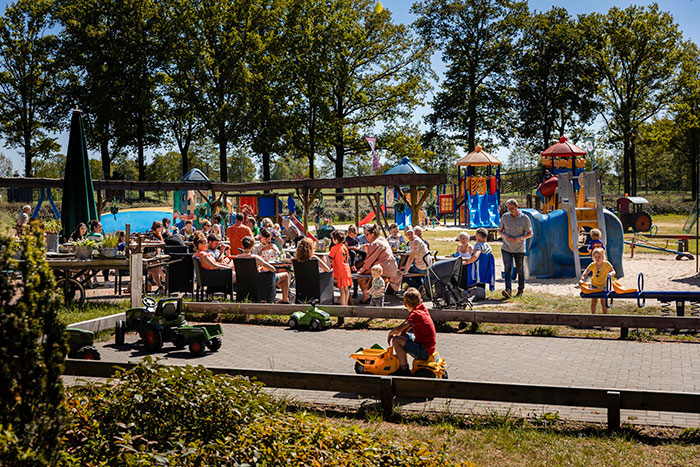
[1,0,699,173]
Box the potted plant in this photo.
[74,238,98,260]
[394,198,406,213]
[100,233,120,258]
[44,218,62,252]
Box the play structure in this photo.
[615,196,653,232]
[580,273,700,317]
[523,137,625,279]
[383,157,428,228]
[625,233,694,260]
[453,145,501,228]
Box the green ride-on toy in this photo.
[350,344,448,379]
[287,306,332,331]
[115,297,223,356]
[66,328,101,360]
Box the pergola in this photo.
[0,173,447,235]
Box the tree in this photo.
[413,0,527,151]
[513,7,599,151]
[228,147,258,183]
[581,4,683,196]
[322,0,431,180]
[0,229,67,464]
[0,152,12,176]
[0,0,61,177]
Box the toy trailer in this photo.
[616,196,652,232]
[66,328,101,360]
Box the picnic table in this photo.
[47,254,171,305]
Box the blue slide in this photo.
[468,194,480,227]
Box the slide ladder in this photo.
[558,171,607,278]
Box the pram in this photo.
[424,256,473,310]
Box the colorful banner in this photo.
[365,136,379,172]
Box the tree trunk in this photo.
[218,122,228,182]
[24,138,32,177]
[690,128,700,201]
[630,140,637,196]
[136,113,146,200]
[335,142,344,200]
[100,136,110,179]
[623,137,631,195]
[262,151,271,181]
[308,105,316,179]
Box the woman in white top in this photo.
[400,228,431,288]
[252,228,281,262]
[455,231,472,258]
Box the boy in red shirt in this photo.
[387,287,436,376]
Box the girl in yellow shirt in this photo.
[579,248,616,314]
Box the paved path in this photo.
[92,324,700,427]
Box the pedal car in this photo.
[66,328,101,360]
[115,297,223,356]
[350,344,448,379]
[287,306,332,331]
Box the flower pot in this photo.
[75,246,94,260]
[100,247,118,258]
[46,233,60,252]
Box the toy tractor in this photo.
[287,306,332,331]
[615,196,653,232]
[66,328,101,360]
[350,344,448,379]
[115,297,223,356]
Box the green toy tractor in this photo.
[287,306,332,331]
[115,297,223,356]
[66,327,101,360]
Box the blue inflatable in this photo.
[521,208,625,279]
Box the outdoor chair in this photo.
[192,256,233,301]
[166,252,194,296]
[232,257,277,302]
[349,249,367,298]
[292,258,334,305]
[164,245,189,254]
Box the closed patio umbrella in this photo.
[61,109,97,238]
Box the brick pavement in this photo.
[91,323,700,427]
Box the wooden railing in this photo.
[184,302,700,338]
[63,359,700,430]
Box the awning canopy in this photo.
[541,136,587,158]
[456,145,502,167]
[384,156,427,174]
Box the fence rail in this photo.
[63,359,700,430]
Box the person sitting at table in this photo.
[116,230,127,253]
[70,222,88,242]
[178,219,194,240]
[246,216,260,238]
[227,213,253,254]
[387,223,405,250]
[211,223,222,237]
[86,219,104,242]
[200,219,212,236]
[205,233,229,262]
[282,217,303,246]
[146,220,166,293]
[345,224,359,249]
[238,235,289,303]
[356,225,370,246]
[162,217,173,235]
[252,228,281,262]
[193,231,235,280]
[213,213,223,234]
[454,231,472,258]
[295,237,331,273]
[414,225,429,250]
[356,223,401,304]
[262,217,284,249]
[400,228,432,289]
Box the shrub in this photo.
[527,326,558,337]
[0,227,67,466]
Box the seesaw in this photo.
[580,273,700,316]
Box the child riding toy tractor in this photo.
[350,344,448,379]
[115,297,223,356]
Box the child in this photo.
[329,230,352,305]
[368,264,386,307]
[387,223,405,250]
[579,247,616,314]
[345,224,359,248]
[387,287,437,376]
[463,228,492,265]
[454,231,472,258]
[587,228,605,252]
[116,230,127,253]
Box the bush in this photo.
[527,326,558,337]
[60,359,469,466]
[0,227,67,466]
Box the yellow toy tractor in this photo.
[350,344,448,379]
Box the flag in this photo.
[366,136,379,172]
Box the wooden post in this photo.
[129,253,143,308]
[607,391,621,431]
[96,188,102,221]
[125,224,130,256]
[620,327,629,339]
[275,193,280,223]
[380,376,394,420]
[355,195,359,227]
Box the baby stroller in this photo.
[424,256,472,310]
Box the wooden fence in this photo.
[63,359,700,430]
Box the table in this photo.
[47,255,171,305]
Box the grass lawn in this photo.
[58,300,128,326]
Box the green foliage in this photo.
[527,326,558,337]
[0,152,13,176]
[680,427,700,442]
[101,233,120,248]
[73,237,98,248]
[60,359,463,466]
[0,227,67,465]
[627,329,655,342]
[43,218,63,233]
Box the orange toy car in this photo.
[350,344,448,379]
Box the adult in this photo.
[281,217,302,245]
[16,204,31,234]
[356,225,369,246]
[70,223,88,241]
[146,220,166,292]
[178,219,194,240]
[193,232,235,281]
[205,233,228,261]
[400,228,432,288]
[246,216,260,237]
[414,226,429,250]
[227,213,253,254]
[200,219,212,236]
[252,228,281,262]
[239,235,289,303]
[357,224,401,303]
[294,237,331,272]
[498,199,532,298]
[86,219,104,242]
[262,217,284,249]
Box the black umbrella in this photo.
[61,109,97,238]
